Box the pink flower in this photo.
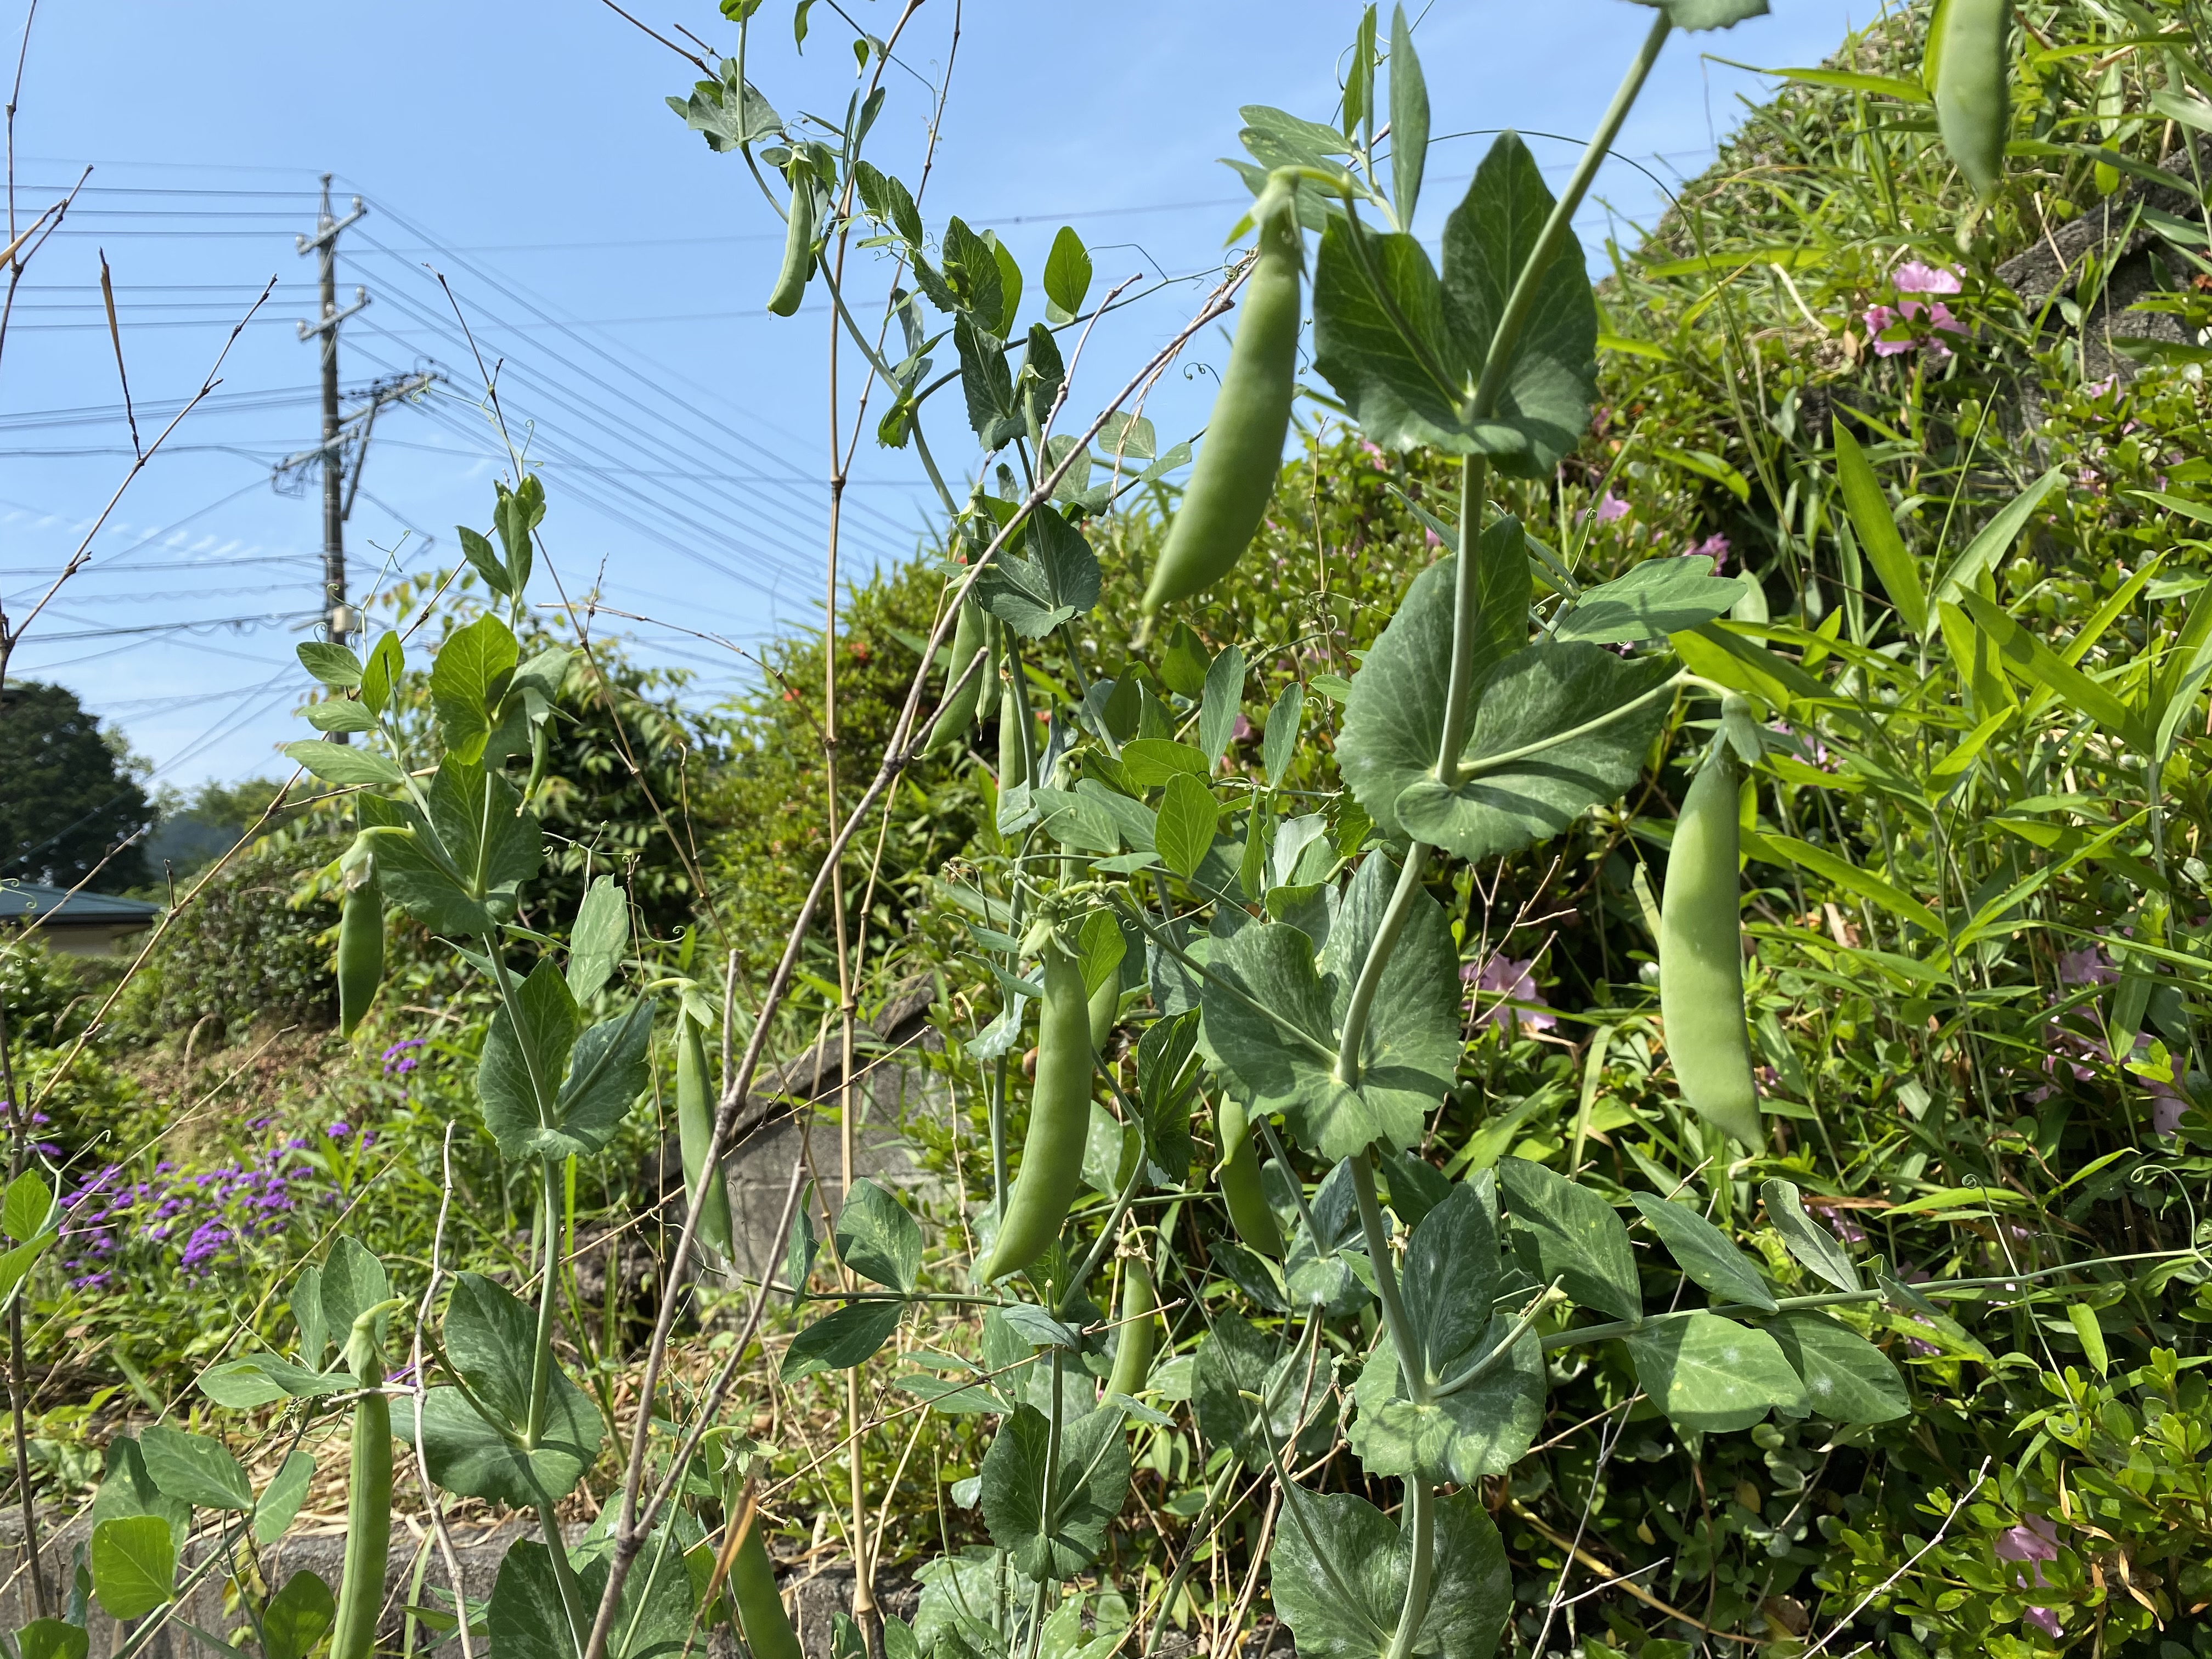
[2085,375,2118,399]
[1993,1517,2061,1637]
[1892,261,1963,295]
[1463,954,1555,1036]
[1592,492,1629,524]
[1685,532,1730,570]
[1864,293,1969,359]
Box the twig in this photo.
[98,248,139,458]
[411,1124,476,1659]
[1508,1502,1764,1644]
[597,0,709,70]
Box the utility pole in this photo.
[297,174,368,650]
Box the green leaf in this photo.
[781,1301,905,1381]
[1765,1312,1909,1423]
[974,505,1098,638]
[138,1424,253,1512]
[567,875,630,1003]
[1337,528,1532,839]
[1393,641,1675,864]
[458,526,511,597]
[89,1435,188,1549]
[262,1571,336,1659]
[1498,1158,1640,1321]
[1158,621,1210,697]
[430,613,521,766]
[253,1451,317,1548]
[1262,679,1305,787]
[416,1292,603,1505]
[486,1542,579,1659]
[1239,104,1355,172]
[477,958,583,1161]
[426,757,544,918]
[1832,425,1926,636]
[1349,1327,1543,1485]
[1638,0,1769,27]
[1746,832,1943,938]
[1554,557,1745,646]
[1748,64,1928,100]
[1387,5,1428,231]
[980,1401,1132,1583]
[1118,738,1208,788]
[1626,1313,1807,1431]
[1042,227,1092,325]
[1075,908,1126,999]
[1135,1008,1200,1186]
[1271,1488,1509,1659]
[1631,1194,1775,1311]
[1951,592,2149,751]
[550,998,656,1160]
[1199,645,1245,766]
[14,1620,88,1659]
[1929,467,2067,610]
[1154,775,1219,880]
[1,1172,51,1244]
[89,1516,176,1620]
[1192,1314,1334,1466]
[318,1234,391,1355]
[297,641,364,689]
[1201,854,1459,1162]
[837,1180,922,1294]
[279,740,405,789]
[1760,1179,1860,1291]
[305,699,376,734]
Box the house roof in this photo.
[0,880,162,926]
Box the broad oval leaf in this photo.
[1498,1158,1640,1322]
[1554,556,1747,645]
[279,740,405,789]
[1630,1193,1776,1311]
[781,1300,905,1381]
[1347,1323,1544,1483]
[979,1401,1131,1583]
[1271,1487,1509,1659]
[1766,1311,1909,1423]
[89,1515,177,1620]
[1626,1312,1809,1432]
[138,1423,253,1513]
[262,1570,337,1659]
[836,1179,923,1294]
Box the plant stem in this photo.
[1381,1480,1435,1659]
[1435,455,1492,779]
[0,990,45,1619]
[1141,1460,1241,1657]
[1333,846,1431,1090]
[528,1154,560,1440]
[1348,1152,1425,1398]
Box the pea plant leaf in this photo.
[1336,524,1532,839]
[1200,853,1459,1161]
[1271,1488,1510,1659]
[138,1424,253,1513]
[477,958,582,1161]
[837,1180,923,1294]
[261,1570,336,1659]
[1192,1315,1336,1467]
[415,1274,603,1506]
[89,1516,177,1621]
[1498,1158,1640,1321]
[980,1402,1132,1583]
[278,740,405,789]
[1042,225,1092,325]
[549,998,656,1160]
[1635,0,1770,27]
[1761,1178,1861,1291]
[1553,556,1747,645]
[1311,133,1596,474]
[429,612,521,766]
[566,874,630,1003]
[252,1452,317,1549]
[1134,1007,1201,1185]
[1631,1193,1778,1311]
[89,1435,189,1549]
[15,1621,89,1659]
[782,1301,905,1381]
[1154,774,1218,878]
[1348,1182,1544,1480]
[1765,1311,1910,1423]
[973,505,1099,638]
[1625,1312,1809,1431]
[1397,640,1677,861]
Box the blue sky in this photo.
[0,0,1875,800]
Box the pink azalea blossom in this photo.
[1463,954,1555,1036]
[1993,1517,2062,1638]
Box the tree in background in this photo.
[0,680,153,891]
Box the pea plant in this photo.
[41,3,2185,1659]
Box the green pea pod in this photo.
[1931,0,2010,199]
[330,1316,392,1659]
[336,878,384,1039]
[996,645,1034,793]
[729,1516,802,1659]
[765,163,817,317]
[677,1011,736,1256]
[1105,1255,1156,1398]
[1087,969,1119,1054]
[1658,741,1763,1148]
[1141,174,1303,618]
[924,598,989,754]
[977,941,1091,1283]
[1213,1096,1283,1257]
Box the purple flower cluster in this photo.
[382,1037,425,1077]
[60,1135,320,1290]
